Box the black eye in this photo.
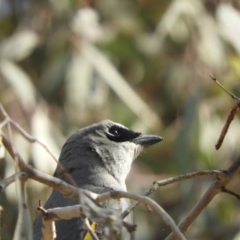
[106,125,141,142]
[109,126,121,136]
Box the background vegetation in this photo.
[1,0,240,239]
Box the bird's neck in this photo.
[58,155,128,190]
[70,166,127,191]
[58,147,131,191]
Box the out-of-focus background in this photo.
[1,0,240,239]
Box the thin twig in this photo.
[215,102,240,150]
[78,41,161,131]
[97,191,186,240]
[37,201,56,240]
[37,200,48,216]
[1,103,57,161]
[165,181,220,240]
[222,187,240,200]
[0,104,9,119]
[83,218,100,240]
[165,155,240,240]
[123,221,136,240]
[0,172,27,192]
[10,120,58,162]
[1,133,27,171]
[12,154,32,240]
[122,221,136,233]
[155,170,225,187]
[209,75,240,149]
[0,103,58,163]
[0,103,77,187]
[1,134,97,200]
[122,170,226,219]
[0,118,8,129]
[209,74,240,101]
[6,122,32,240]
[0,205,3,240]
[6,122,19,168]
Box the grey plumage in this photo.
[33,119,162,240]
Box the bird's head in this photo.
[56,120,163,188]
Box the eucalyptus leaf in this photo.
[0,60,36,110]
[0,30,38,61]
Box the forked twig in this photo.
[0,172,27,192]
[222,187,240,200]
[97,191,186,240]
[83,218,99,240]
[215,102,240,149]
[209,74,240,149]
[122,170,225,219]
[165,155,240,240]
[0,103,77,187]
[209,74,240,101]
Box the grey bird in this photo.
[33,119,163,240]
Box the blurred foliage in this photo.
[1,0,240,239]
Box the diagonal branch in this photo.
[0,103,77,187]
[209,74,240,101]
[165,155,240,240]
[209,75,240,150]
[222,187,240,200]
[0,172,27,192]
[97,191,186,240]
[1,134,97,200]
[122,170,226,219]
[83,218,99,240]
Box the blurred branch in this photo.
[1,96,239,240]
[0,205,3,239]
[1,110,238,240]
[4,121,33,240]
[37,199,122,240]
[37,202,56,240]
[0,103,57,161]
[1,134,95,200]
[77,41,161,131]
[0,102,77,187]
[0,108,234,240]
[13,176,32,240]
[83,218,99,240]
[1,116,130,240]
[0,60,37,111]
[0,172,27,193]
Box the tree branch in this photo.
[222,187,240,200]
[97,191,186,240]
[0,172,27,192]
[122,170,226,219]
[83,218,100,240]
[165,155,240,240]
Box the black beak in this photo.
[132,134,163,147]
